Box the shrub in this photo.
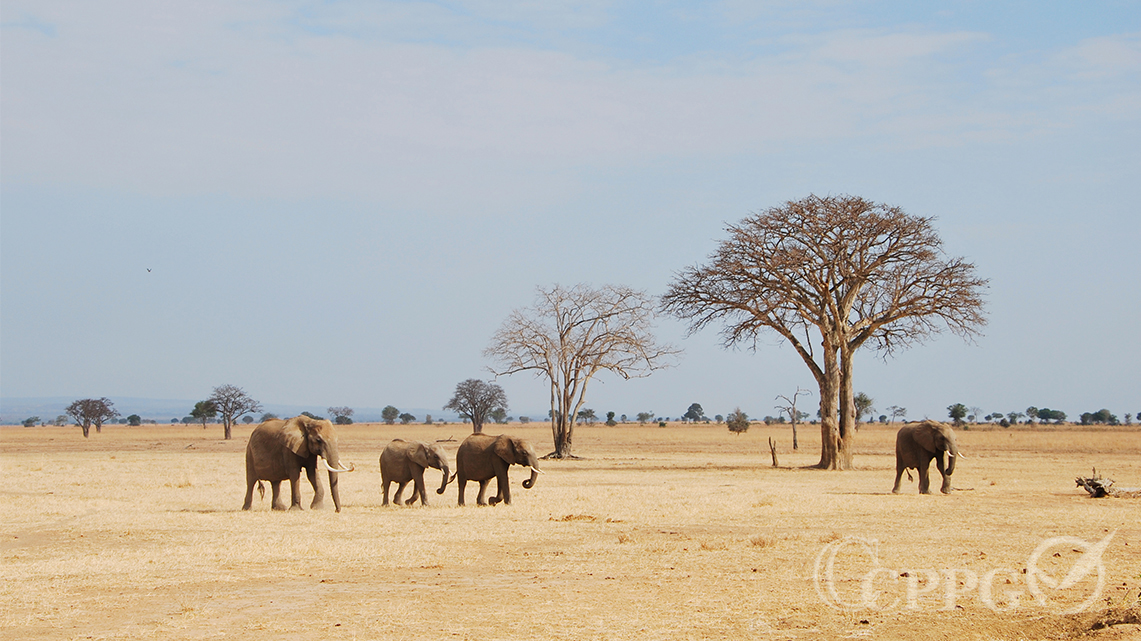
[727,408,749,433]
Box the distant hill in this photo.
[0,397,466,425]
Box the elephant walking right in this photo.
[379,439,451,506]
[243,416,356,512]
[455,433,542,506]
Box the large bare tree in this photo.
[486,284,679,459]
[207,384,262,440]
[661,194,987,469]
[65,397,120,438]
[444,379,507,434]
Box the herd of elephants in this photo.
[240,415,959,512]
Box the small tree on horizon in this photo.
[65,398,120,438]
[683,403,705,422]
[207,384,262,440]
[947,403,968,425]
[328,407,355,425]
[381,406,400,424]
[444,379,508,434]
[853,393,875,429]
[726,408,749,434]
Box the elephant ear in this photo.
[282,417,312,457]
[410,442,431,468]
[494,436,517,465]
[913,422,941,452]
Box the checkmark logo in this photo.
[1026,531,1115,613]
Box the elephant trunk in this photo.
[436,464,451,495]
[522,466,541,489]
[945,439,959,476]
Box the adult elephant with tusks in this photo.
[892,420,962,495]
[455,433,542,506]
[380,439,451,506]
[243,416,356,512]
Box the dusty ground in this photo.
[1,421,1139,640]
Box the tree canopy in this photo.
[662,194,987,469]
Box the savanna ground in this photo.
[2,421,1139,640]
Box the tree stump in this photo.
[768,437,779,467]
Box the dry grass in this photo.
[1,422,1140,640]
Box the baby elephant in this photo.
[380,439,451,506]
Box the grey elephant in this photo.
[243,416,356,512]
[380,439,451,506]
[455,433,542,506]
[892,420,960,494]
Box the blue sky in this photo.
[2,1,1138,424]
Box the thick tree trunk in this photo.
[224,420,233,440]
[837,346,856,470]
[816,345,842,469]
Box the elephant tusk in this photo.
[321,458,356,473]
[530,467,544,474]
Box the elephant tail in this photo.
[256,481,265,501]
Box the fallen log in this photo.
[1076,469,1141,498]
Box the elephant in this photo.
[892,420,960,494]
[455,433,542,506]
[242,416,356,512]
[380,439,451,506]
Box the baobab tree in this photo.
[486,284,679,458]
[207,384,262,440]
[662,194,987,469]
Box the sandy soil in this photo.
[1,421,1139,640]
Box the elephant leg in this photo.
[935,456,951,494]
[476,479,490,506]
[394,481,409,505]
[289,470,304,510]
[917,460,932,494]
[495,469,511,506]
[413,471,427,506]
[457,477,468,506]
[271,481,287,510]
[892,464,905,494]
[382,480,392,506]
[243,452,256,510]
[307,464,325,510]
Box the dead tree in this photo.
[486,284,679,459]
[775,387,811,450]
